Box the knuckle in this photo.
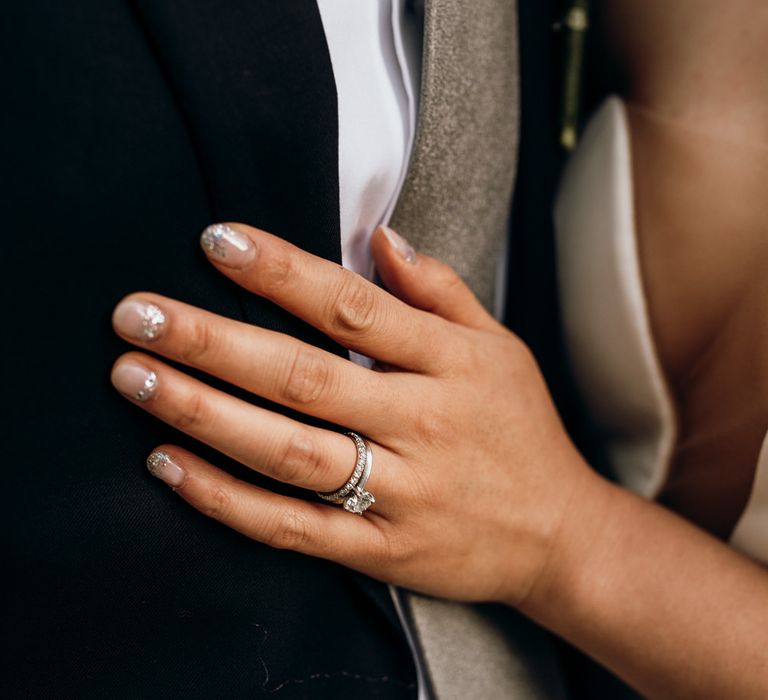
[372,525,419,569]
[259,247,295,294]
[412,406,453,447]
[173,391,210,431]
[438,327,490,378]
[451,331,476,364]
[282,347,334,405]
[436,260,464,290]
[424,259,467,304]
[406,466,441,510]
[277,431,329,486]
[505,334,536,372]
[412,412,441,445]
[203,484,235,521]
[413,408,445,442]
[267,509,313,550]
[330,272,378,335]
[179,318,221,366]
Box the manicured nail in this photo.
[111,360,158,402]
[200,223,255,268]
[113,300,166,341]
[146,451,186,487]
[380,226,416,263]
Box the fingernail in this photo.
[113,300,166,341]
[146,451,186,487]
[200,223,255,268]
[111,360,158,402]
[380,226,416,264]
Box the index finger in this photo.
[199,222,451,373]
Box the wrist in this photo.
[513,461,619,621]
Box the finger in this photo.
[111,293,403,435]
[144,446,387,566]
[198,222,453,373]
[111,351,398,496]
[371,226,503,333]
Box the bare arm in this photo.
[514,6,768,695]
[519,475,768,698]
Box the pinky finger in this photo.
[145,446,382,565]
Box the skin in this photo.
[112,223,768,698]
[602,0,768,536]
[112,225,591,603]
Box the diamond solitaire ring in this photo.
[316,432,376,515]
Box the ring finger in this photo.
[111,351,396,505]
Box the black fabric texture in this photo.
[1,1,416,697]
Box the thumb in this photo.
[371,226,501,333]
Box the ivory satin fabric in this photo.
[555,96,768,565]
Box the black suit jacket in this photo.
[2,2,417,697]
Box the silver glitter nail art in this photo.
[146,450,186,487]
[140,304,166,340]
[200,223,233,259]
[135,370,157,402]
[146,451,172,478]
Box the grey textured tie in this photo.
[389,1,569,698]
[390,0,517,311]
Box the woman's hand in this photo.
[110,222,598,606]
[109,222,768,697]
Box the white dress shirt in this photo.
[316,0,421,281]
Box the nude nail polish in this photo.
[113,300,166,341]
[146,451,186,487]
[200,223,255,268]
[380,225,417,263]
[111,360,158,402]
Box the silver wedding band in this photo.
[316,431,376,514]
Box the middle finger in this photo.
[112,292,404,439]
